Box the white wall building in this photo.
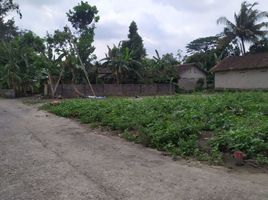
[211,53,268,90]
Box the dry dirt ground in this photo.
[0,98,268,200]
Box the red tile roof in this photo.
[211,53,268,72]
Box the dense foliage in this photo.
[102,42,143,84]
[142,50,180,84]
[43,92,268,165]
[0,31,44,92]
[0,1,100,96]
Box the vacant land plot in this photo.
[43,92,268,165]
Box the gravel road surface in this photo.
[0,99,268,200]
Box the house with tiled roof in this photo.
[177,63,208,91]
[211,53,268,90]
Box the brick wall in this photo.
[47,84,175,98]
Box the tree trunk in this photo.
[241,37,246,55]
[115,71,120,85]
[48,74,56,98]
[48,69,64,98]
[71,69,85,98]
[66,27,96,97]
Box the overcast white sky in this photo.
[10,0,268,59]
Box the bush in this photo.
[196,78,205,90]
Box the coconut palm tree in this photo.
[217,1,268,54]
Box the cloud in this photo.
[16,0,57,6]
[11,0,268,59]
[95,21,126,40]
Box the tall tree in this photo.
[17,31,44,93]
[66,1,100,96]
[115,21,146,83]
[67,1,99,64]
[122,21,146,60]
[40,30,70,98]
[217,1,268,55]
[185,34,240,72]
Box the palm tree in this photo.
[152,50,179,83]
[217,1,268,54]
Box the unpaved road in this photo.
[0,99,268,200]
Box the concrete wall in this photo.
[178,66,207,91]
[48,84,175,98]
[215,68,268,89]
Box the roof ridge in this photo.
[211,53,268,72]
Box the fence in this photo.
[47,84,175,98]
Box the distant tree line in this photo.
[0,0,267,96]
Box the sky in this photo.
[10,0,268,59]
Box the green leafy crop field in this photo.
[43,92,268,165]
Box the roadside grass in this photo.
[42,92,268,165]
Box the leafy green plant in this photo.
[42,92,268,165]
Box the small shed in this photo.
[211,53,268,90]
[177,63,207,91]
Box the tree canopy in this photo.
[122,21,146,60]
[67,1,99,31]
[0,0,21,41]
[186,36,220,55]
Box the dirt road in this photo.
[0,99,268,200]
